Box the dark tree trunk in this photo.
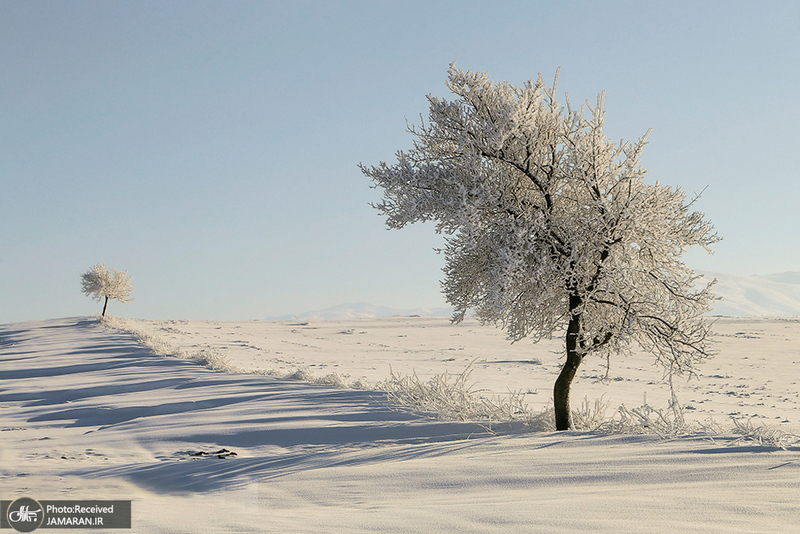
[554,294,583,430]
[101,296,109,317]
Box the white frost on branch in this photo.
[361,64,720,429]
[81,263,134,316]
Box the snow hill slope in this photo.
[274,272,800,321]
[2,317,800,532]
[702,271,800,317]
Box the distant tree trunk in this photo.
[101,296,109,317]
[554,294,583,430]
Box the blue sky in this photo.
[2,0,798,323]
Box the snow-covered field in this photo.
[2,316,800,532]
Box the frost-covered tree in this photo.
[361,65,719,430]
[81,263,134,317]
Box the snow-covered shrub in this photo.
[381,363,535,426]
[284,368,315,381]
[730,417,800,450]
[191,349,231,371]
[315,372,353,388]
[594,403,691,437]
[571,397,611,432]
[282,368,369,390]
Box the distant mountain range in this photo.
[699,271,800,317]
[271,272,800,320]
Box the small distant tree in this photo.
[81,263,134,317]
[361,65,720,430]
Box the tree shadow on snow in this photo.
[1,316,525,494]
